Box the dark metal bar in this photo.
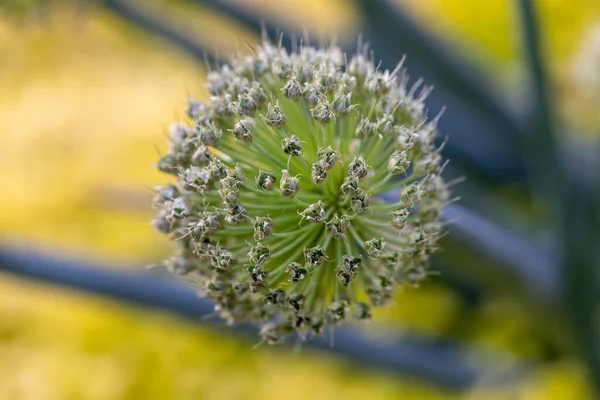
[517,0,600,393]
[102,0,217,65]
[0,244,523,389]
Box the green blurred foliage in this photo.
[0,1,597,399]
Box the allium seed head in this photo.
[153,38,449,344]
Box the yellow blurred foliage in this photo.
[0,1,595,398]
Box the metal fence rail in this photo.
[0,242,526,390]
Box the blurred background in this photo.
[1,0,600,398]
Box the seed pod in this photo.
[340,175,360,196]
[232,117,254,141]
[326,214,349,240]
[263,288,286,307]
[355,117,377,140]
[248,265,268,293]
[282,135,303,156]
[401,183,422,206]
[225,205,247,224]
[282,77,302,100]
[192,145,213,166]
[248,242,271,265]
[299,201,325,223]
[264,101,287,128]
[226,164,246,188]
[311,162,328,184]
[354,302,372,320]
[347,157,369,179]
[336,255,361,286]
[350,189,370,214]
[388,150,410,174]
[280,170,300,198]
[311,100,333,124]
[317,146,339,170]
[332,92,353,116]
[236,93,258,116]
[327,300,349,323]
[196,121,222,145]
[304,246,327,267]
[253,216,273,241]
[256,170,276,190]
[286,262,309,283]
[364,238,385,259]
[391,209,409,230]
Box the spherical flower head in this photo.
[153,38,450,345]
